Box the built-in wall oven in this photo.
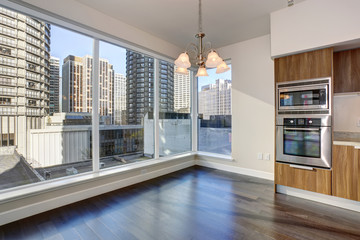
[275,77,332,169]
[276,115,332,168]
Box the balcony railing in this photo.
[0,17,16,28]
[0,27,16,37]
[0,78,16,86]
[0,8,17,18]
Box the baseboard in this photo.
[0,160,194,226]
[277,185,360,213]
[195,160,274,181]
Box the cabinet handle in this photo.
[290,164,314,171]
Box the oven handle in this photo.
[284,127,320,131]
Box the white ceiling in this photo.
[75,0,305,49]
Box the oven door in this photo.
[278,84,328,111]
[276,125,332,168]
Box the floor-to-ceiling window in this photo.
[197,64,232,155]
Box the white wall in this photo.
[216,35,275,175]
[334,95,360,133]
[14,0,181,60]
[271,0,360,57]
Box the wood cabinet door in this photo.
[334,48,360,93]
[274,48,333,83]
[332,145,360,201]
[275,163,332,195]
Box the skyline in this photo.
[50,24,230,89]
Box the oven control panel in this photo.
[283,118,321,126]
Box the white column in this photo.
[191,71,198,152]
[154,59,159,159]
[92,39,100,172]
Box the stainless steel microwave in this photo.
[276,77,331,115]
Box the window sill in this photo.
[0,152,196,204]
[196,151,234,162]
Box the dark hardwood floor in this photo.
[1,166,360,240]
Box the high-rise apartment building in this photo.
[174,66,190,113]
[114,73,126,125]
[0,7,50,156]
[126,51,174,125]
[62,55,114,121]
[198,79,232,120]
[49,56,59,115]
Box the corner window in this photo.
[197,64,232,155]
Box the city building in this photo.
[62,55,114,122]
[0,7,50,158]
[114,73,126,125]
[126,51,174,125]
[49,56,59,115]
[29,112,144,169]
[198,79,232,120]
[174,66,190,113]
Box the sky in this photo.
[50,25,231,87]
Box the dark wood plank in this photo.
[0,166,360,240]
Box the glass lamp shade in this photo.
[174,52,191,68]
[195,66,209,77]
[205,50,223,68]
[175,67,189,75]
[216,60,230,74]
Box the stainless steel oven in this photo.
[276,115,331,168]
[276,77,331,115]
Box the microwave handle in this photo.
[284,127,320,131]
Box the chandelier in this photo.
[174,0,230,77]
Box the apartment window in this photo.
[158,64,192,157]
[197,64,232,155]
[99,41,154,168]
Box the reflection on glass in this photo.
[284,130,320,158]
[198,65,232,155]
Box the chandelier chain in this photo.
[199,0,202,33]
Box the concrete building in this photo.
[198,79,232,120]
[114,73,126,125]
[0,6,50,158]
[174,66,190,113]
[49,56,59,115]
[62,55,114,121]
[126,51,174,125]
[29,112,144,169]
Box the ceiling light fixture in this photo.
[174,0,230,77]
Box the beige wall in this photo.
[271,0,360,57]
[216,35,275,175]
[334,95,360,133]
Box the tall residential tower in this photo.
[126,50,174,125]
[0,7,50,156]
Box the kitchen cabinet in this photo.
[275,163,332,195]
[332,144,360,201]
[274,48,333,83]
[333,48,360,93]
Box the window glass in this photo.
[98,41,154,168]
[0,6,93,190]
[197,64,232,155]
[158,64,191,156]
